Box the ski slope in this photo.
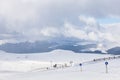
[0,50,120,80]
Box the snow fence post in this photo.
[79,63,82,72]
[50,61,53,68]
[105,61,108,73]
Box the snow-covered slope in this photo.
[0,50,119,80]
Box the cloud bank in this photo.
[0,0,120,48]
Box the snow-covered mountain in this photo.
[107,47,120,55]
[0,41,119,55]
[0,41,106,54]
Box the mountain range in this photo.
[0,41,119,55]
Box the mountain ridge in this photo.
[0,41,119,55]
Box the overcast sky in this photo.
[0,0,120,47]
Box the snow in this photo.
[0,50,119,80]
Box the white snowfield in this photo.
[0,50,120,80]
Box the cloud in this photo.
[102,23,120,44]
[63,22,87,40]
[62,19,115,43]
[79,15,97,26]
[0,0,120,48]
